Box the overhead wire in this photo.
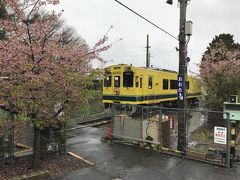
[113,0,179,41]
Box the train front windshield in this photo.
[123,71,133,87]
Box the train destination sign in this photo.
[214,126,227,145]
[177,75,184,100]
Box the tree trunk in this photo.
[33,126,40,169]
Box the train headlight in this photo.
[125,67,131,72]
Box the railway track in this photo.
[15,111,112,148]
[66,117,111,132]
[77,116,111,127]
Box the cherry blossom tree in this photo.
[200,34,240,110]
[0,0,109,168]
[0,0,7,39]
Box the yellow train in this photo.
[102,64,202,107]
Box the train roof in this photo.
[142,67,177,73]
[106,64,177,74]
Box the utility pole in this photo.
[167,0,188,152]
[177,0,188,152]
[146,34,151,67]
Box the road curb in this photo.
[15,143,32,150]
[67,151,94,165]
[10,170,50,180]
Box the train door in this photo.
[114,75,121,96]
[140,76,143,101]
[148,76,153,102]
[135,75,143,102]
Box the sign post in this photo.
[177,75,184,100]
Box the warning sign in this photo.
[214,126,227,145]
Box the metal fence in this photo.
[111,104,232,167]
[0,101,108,165]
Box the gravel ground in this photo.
[0,154,90,179]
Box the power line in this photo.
[113,0,179,41]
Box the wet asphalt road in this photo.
[56,127,240,180]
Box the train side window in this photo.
[148,77,153,89]
[135,77,139,88]
[140,77,143,88]
[170,80,178,89]
[163,79,168,90]
[135,76,139,87]
[186,81,189,89]
[123,71,133,87]
[104,75,111,87]
[114,76,120,87]
[136,82,139,87]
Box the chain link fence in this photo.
[111,104,232,167]
[0,99,107,165]
[0,103,235,168]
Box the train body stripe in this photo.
[103,93,201,102]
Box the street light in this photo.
[166,0,173,5]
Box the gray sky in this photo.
[51,0,240,73]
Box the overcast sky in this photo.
[50,0,240,73]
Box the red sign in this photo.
[114,88,120,96]
[169,116,175,130]
[214,126,227,144]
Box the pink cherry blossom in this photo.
[0,0,110,127]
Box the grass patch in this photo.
[69,99,105,118]
[189,124,215,153]
[190,124,214,143]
